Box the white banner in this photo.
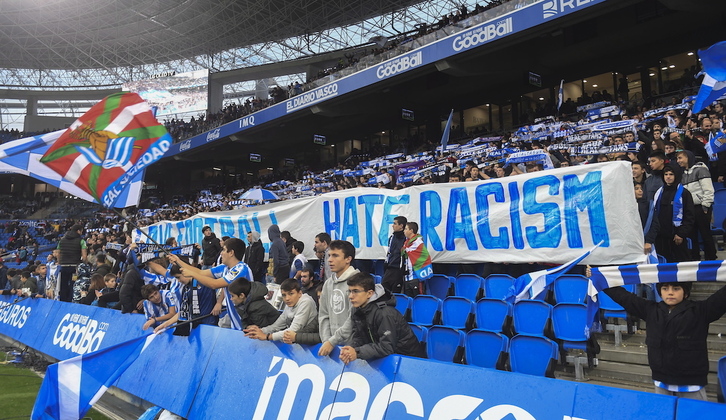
[137,162,643,265]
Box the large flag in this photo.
[0,130,103,203]
[0,92,171,208]
[31,334,156,420]
[440,109,454,150]
[693,41,726,113]
[505,241,602,304]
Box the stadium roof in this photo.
[0,0,429,71]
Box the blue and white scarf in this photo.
[653,184,684,227]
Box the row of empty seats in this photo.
[395,293,601,380]
[410,326,560,377]
[422,273,593,304]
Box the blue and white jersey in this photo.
[210,261,253,330]
[168,277,184,305]
[140,269,170,286]
[143,289,177,319]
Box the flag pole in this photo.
[109,207,179,262]
[154,312,217,334]
[0,295,32,310]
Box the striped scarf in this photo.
[653,184,684,227]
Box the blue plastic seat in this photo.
[371,260,385,276]
[484,274,515,300]
[711,191,726,247]
[465,329,509,370]
[513,300,552,337]
[426,274,453,300]
[409,323,429,346]
[427,326,465,363]
[509,334,559,377]
[393,293,412,320]
[411,295,442,326]
[455,274,484,301]
[475,298,512,334]
[553,275,589,304]
[373,274,382,284]
[552,303,594,352]
[599,285,636,320]
[441,296,475,330]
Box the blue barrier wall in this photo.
[2,296,726,419]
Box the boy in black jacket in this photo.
[340,272,422,363]
[604,281,726,400]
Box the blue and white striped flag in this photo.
[0,130,144,208]
[32,334,156,420]
[693,41,726,113]
[589,260,726,293]
[505,241,602,304]
[557,79,564,112]
[585,260,726,335]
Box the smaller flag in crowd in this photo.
[693,41,726,113]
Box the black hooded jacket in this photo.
[605,284,726,386]
[350,285,423,360]
[236,281,280,329]
[654,163,694,240]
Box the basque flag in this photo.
[32,334,156,420]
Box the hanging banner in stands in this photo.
[3,296,725,420]
[164,0,607,158]
[137,162,643,265]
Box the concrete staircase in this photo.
[554,282,726,402]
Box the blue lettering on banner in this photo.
[476,183,509,249]
[446,188,477,251]
[420,191,444,251]
[358,195,384,247]
[219,217,235,238]
[342,196,360,248]
[522,175,562,248]
[508,182,525,249]
[237,216,253,243]
[323,199,341,240]
[564,171,609,248]
[138,164,634,265]
[378,194,411,246]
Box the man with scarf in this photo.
[676,150,717,260]
[401,222,433,297]
[651,163,695,262]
